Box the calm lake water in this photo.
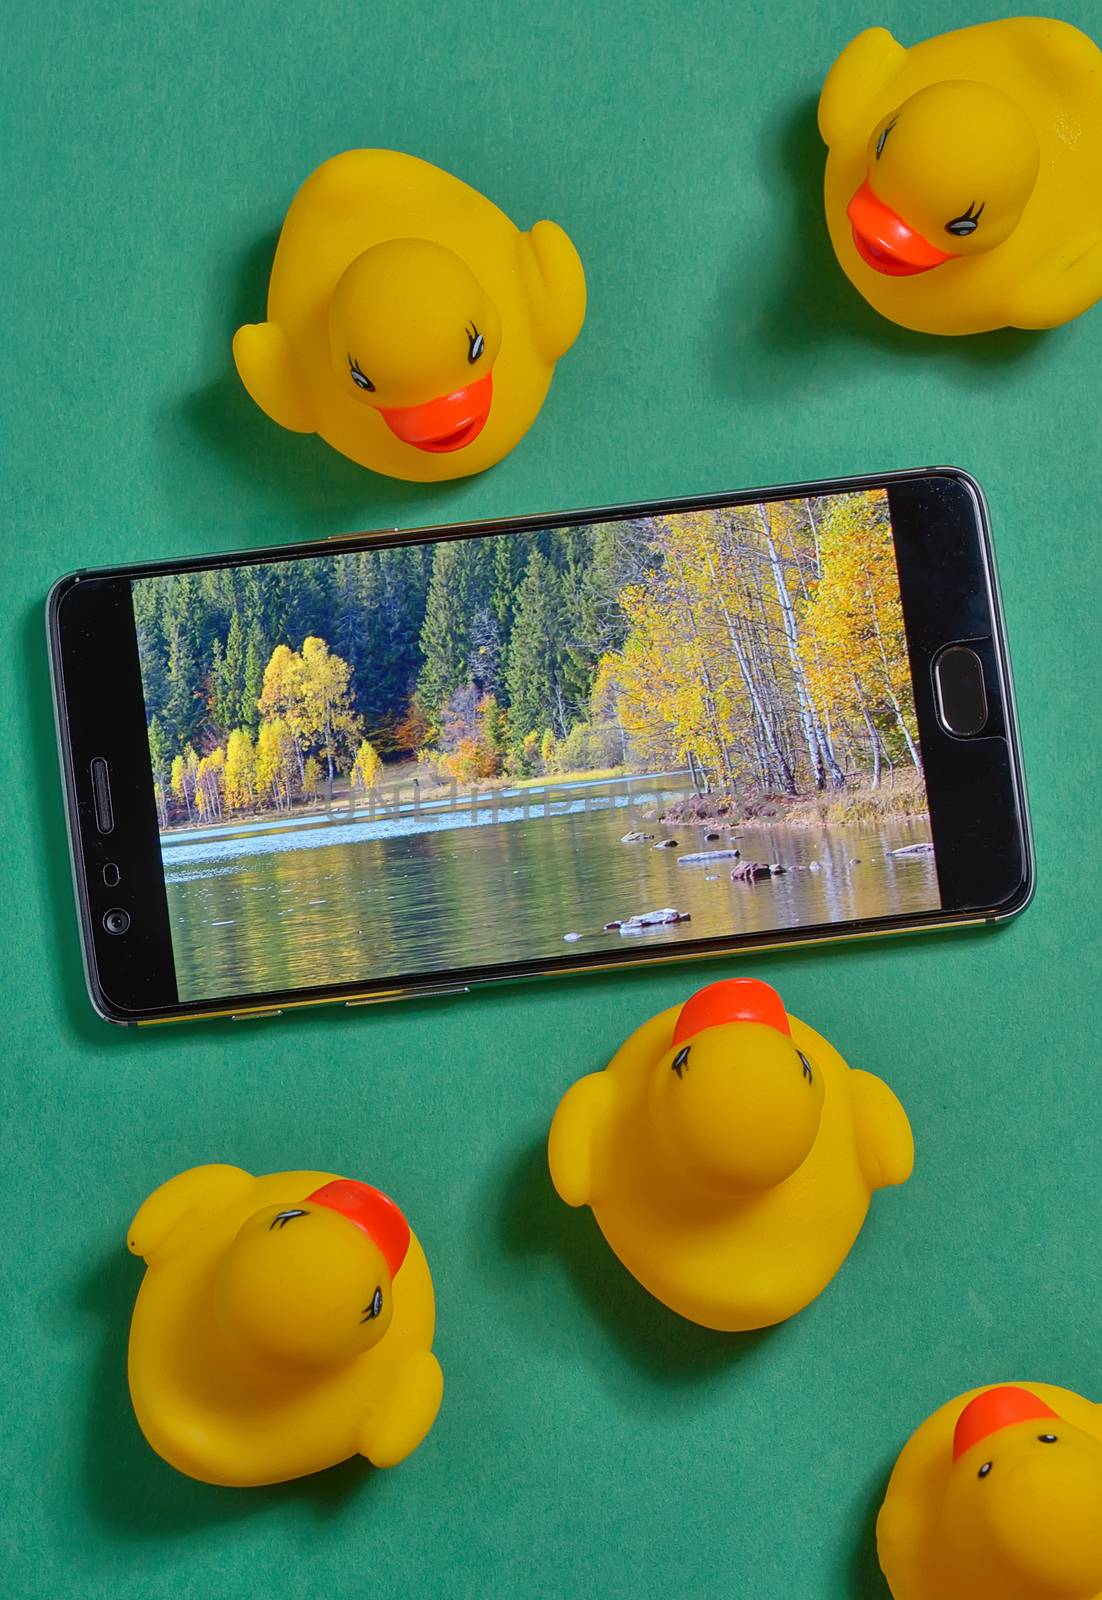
[161,777,940,1001]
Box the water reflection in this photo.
[163,779,939,1002]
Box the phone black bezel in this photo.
[47,466,1034,1025]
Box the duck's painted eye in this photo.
[671,1045,691,1079]
[1039,1434,1058,1444]
[797,1050,814,1086]
[467,324,485,364]
[269,1208,307,1230]
[362,1286,384,1322]
[875,119,897,160]
[348,356,375,393]
[946,202,985,237]
[978,1461,993,1479]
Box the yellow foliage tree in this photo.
[299,636,364,787]
[255,717,297,810]
[195,747,225,820]
[170,745,200,821]
[799,491,921,783]
[302,756,322,800]
[350,737,383,797]
[223,728,256,812]
[257,637,363,793]
[257,644,307,784]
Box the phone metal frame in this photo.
[47,465,1034,1026]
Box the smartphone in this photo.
[48,467,1033,1026]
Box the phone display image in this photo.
[129,488,938,1005]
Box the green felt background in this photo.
[3,1,1101,1596]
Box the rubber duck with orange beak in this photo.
[818,19,1102,333]
[879,1383,1102,1598]
[548,977,914,1331]
[233,150,586,481]
[127,1165,443,1485]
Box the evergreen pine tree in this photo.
[504,551,569,745]
[240,621,267,733]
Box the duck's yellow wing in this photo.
[1008,232,1102,330]
[518,220,586,364]
[548,1072,618,1208]
[232,323,316,433]
[359,1348,444,1468]
[850,1069,915,1191]
[128,1164,252,1263]
[818,27,907,149]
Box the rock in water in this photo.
[705,831,721,841]
[563,932,583,942]
[807,861,822,872]
[619,907,691,934]
[891,842,934,857]
[653,839,679,849]
[731,861,782,883]
[677,849,741,866]
[620,830,654,844]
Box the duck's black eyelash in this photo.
[946,201,986,237]
[269,1208,307,1230]
[875,118,897,160]
[361,1286,384,1322]
[348,355,375,392]
[798,1050,814,1085]
[466,323,485,363]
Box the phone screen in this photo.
[129,487,941,1004]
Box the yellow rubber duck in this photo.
[878,1383,1102,1599]
[127,1164,443,1485]
[818,18,1102,333]
[547,978,913,1331]
[233,150,586,481]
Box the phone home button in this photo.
[934,645,988,736]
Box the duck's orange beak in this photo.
[378,371,493,453]
[847,178,954,276]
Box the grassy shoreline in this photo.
[657,773,929,831]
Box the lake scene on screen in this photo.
[133,490,940,1001]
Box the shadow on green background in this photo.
[77,1247,375,1543]
[716,94,1047,402]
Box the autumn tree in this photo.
[350,738,383,797]
[297,635,363,791]
[170,746,200,822]
[223,728,256,812]
[195,747,225,820]
[799,491,921,779]
[302,756,322,801]
[255,718,297,810]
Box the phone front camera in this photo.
[102,908,131,936]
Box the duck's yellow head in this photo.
[213,1179,411,1369]
[939,1386,1102,1597]
[329,239,503,454]
[647,979,825,1193]
[847,80,1040,277]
